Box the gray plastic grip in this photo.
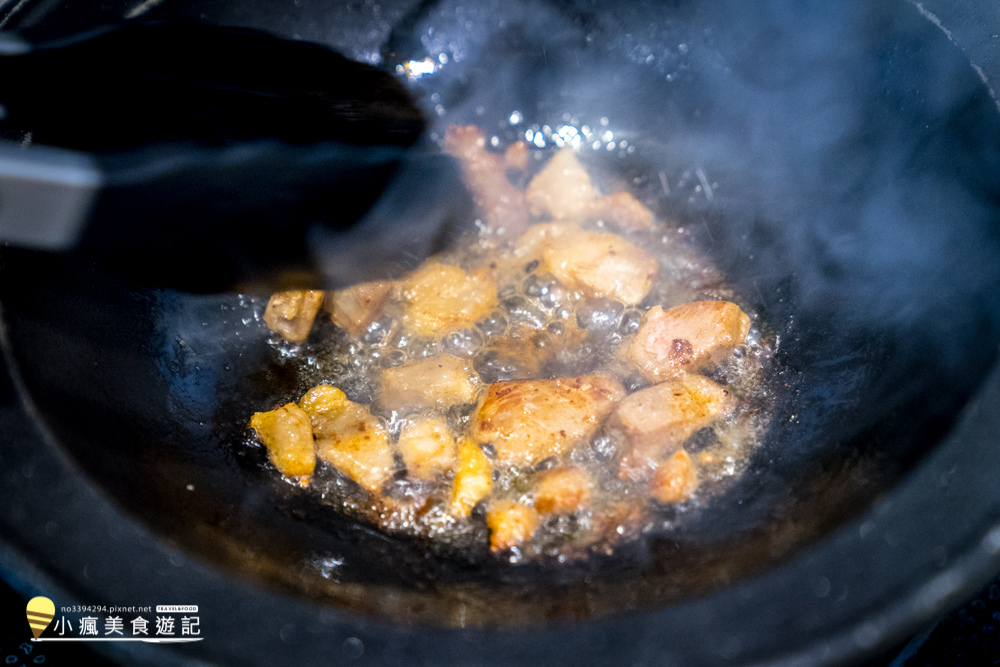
[0,141,102,250]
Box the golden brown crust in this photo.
[263,290,324,342]
[542,228,657,305]
[631,301,751,381]
[250,403,316,478]
[248,129,774,562]
[487,501,540,552]
[533,466,592,514]
[650,450,699,504]
[314,402,393,494]
[298,384,349,420]
[326,281,394,337]
[525,148,597,220]
[613,374,731,481]
[380,355,481,412]
[449,441,494,518]
[402,262,498,337]
[473,374,625,467]
[504,141,529,171]
[513,223,657,305]
[398,416,459,480]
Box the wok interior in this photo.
[3,0,1000,626]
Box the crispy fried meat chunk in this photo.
[449,441,493,518]
[299,384,349,420]
[487,500,540,552]
[314,401,394,494]
[402,262,498,337]
[263,290,324,342]
[612,373,731,481]
[631,301,750,381]
[250,403,316,478]
[380,354,481,412]
[650,449,699,504]
[504,141,529,171]
[326,281,394,337]
[514,223,657,305]
[525,148,597,220]
[533,466,592,514]
[473,374,624,467]
[398,415,459,480]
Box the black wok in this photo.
[2,0,1000,664]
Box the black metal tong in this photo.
[0,20,471,292]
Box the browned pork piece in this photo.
[397,415,459,480]
[379,354,481,412]
[533,466,592,514]
[650,450,699,504]
[504,141,529,171]
[249,403,316,479]
[313,399,394,495]
[443,125,529,235]
[631,301,751,381]
[298,384,349,420]
[473,374,625,467]
[612,373,732,481]
[514,223,657,305]
[544,228,657,305]
[487,500,541,552]
[511,221,575,262]
[449,440,493,518]
[590,191,655,231]
[525,147,598,220]
[402,262,498,337]
[263,290,325,342]
[325,281,394,337]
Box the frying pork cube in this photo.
[263,290,324,342]
[473,374,625,467]
[326,281,394,337]
[250,403,316,478]
[543,228,657,305]
[444,125,529,235]
[315,401,394,494]
[650,450,698,504]
[590,191,655,231]
[511,222,576,264]
[533,466,592,515]
[525,148,597,220]
[402,262,498,337]
[380,354,481,412]
[612,374,731,481]
[504,141,529,171]
[512,223,657,305]
[449,441,493,518]
[298,384,349,421]
[631,301,751,381]
[398,415,458,480]
[487,500,540,552]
